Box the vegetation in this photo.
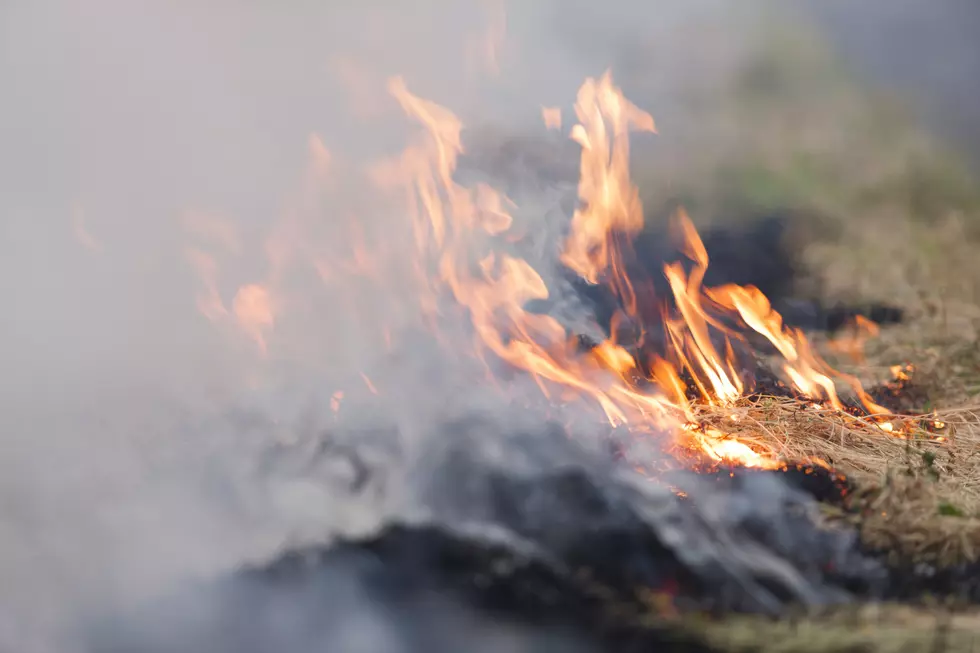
[623,18,980,650]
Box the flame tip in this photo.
[210,70,924,479]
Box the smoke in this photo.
[0,0,974,650]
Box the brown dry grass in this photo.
[689,603,980,653]
[693,391,980,565]
[789,193,980,566]
[604,12,980,650]
[623,19,980,571]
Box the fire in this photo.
[398,71,909,465]
[541,106,562,130]
[560,72,655,291]
[891,364,912,382]
[193,68,915,471]
[386,72,676,434]
[232,284,275,355]
[828,315,880,363]
[385,70,794,467]
[655,211,745,408]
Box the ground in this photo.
[622,19,980,651]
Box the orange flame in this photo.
[561,71,655,290]
[541,106,562,130]
[382,70,909,467]
[387,73,677,433]
[233,284,275,355]
[828,315,880,364]
[198,68,911,471]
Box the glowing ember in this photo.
[891,364,912,382]
[684,424,781,470]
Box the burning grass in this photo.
[179,21,980,626]
[611,26,980,580]
[687,392,980,567]
[376,68,980,577]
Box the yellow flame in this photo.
[199,69,914,472]
[560,71,655,288]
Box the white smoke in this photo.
[0,0,970,650]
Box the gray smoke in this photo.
[0,0,974,651]
[85,413,885,652]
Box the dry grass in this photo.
[600,12,980,648]
[688,603,980,653]
[690,387,980,566]
[642,29,980,569]
[782,186,980,566]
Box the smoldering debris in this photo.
[91,525,712,653]
[87,415,887,653]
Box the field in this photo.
[621,21,980,650]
